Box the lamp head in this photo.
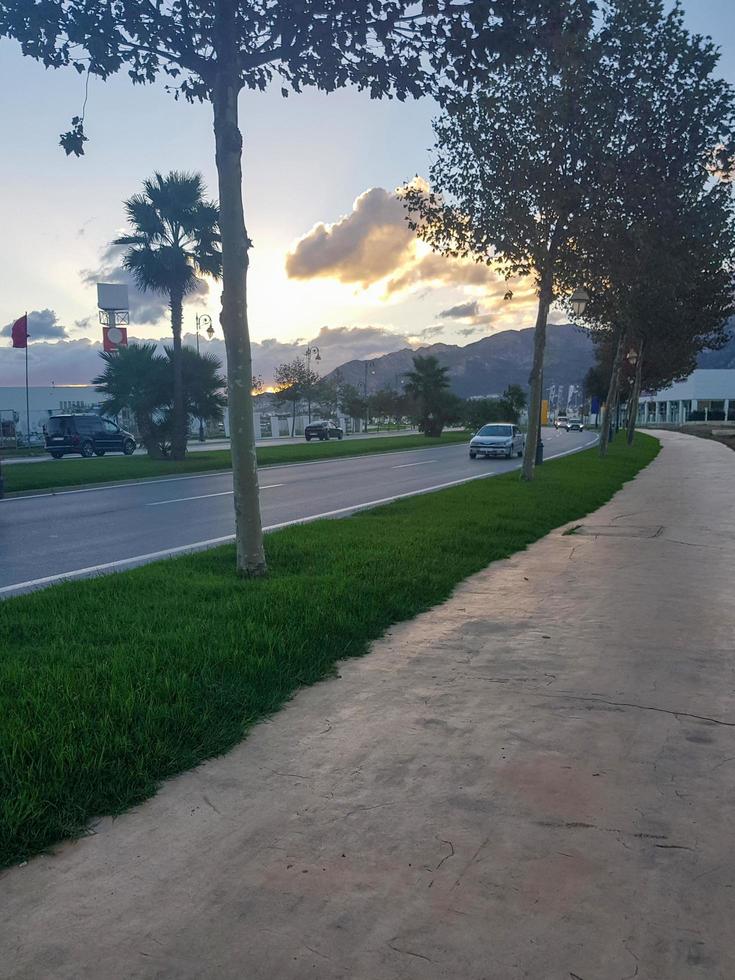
[570,288,589,317]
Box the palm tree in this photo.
[114,171,222,460]
[93,344,170,457]
[94,343,227,458]
[173,346,227,434]
[404,354,452,437]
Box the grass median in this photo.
[2,432,468,495]
[0,433,659,866]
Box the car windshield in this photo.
[46,417,70,435]
[477,425,512,437]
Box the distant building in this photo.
[0,384,359,447]
[0,385,106,444]
[637,369,735,425]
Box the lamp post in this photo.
[195,314,214,441]
[535,287,589,465]
[363,360,375,433]
[624,347,640,435]
[304,344,321,423]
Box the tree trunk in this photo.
[136,411,165,459]
[212,0,266,577]
[626,340,645,446]
[599,328,626,457]
[170,288,187,460]
[521,265,553,481]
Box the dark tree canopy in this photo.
[1,0,573,155]
[403,0,735,473]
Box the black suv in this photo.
[304,420,344,441]
[44,414,137,459]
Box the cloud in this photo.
[0,325,414,388]
[1,308,68,340]
[286,187,414,287]
[80,243,210,326]
[385,253,500,295]
[244,325,414,382]
[284,184,546,340]
[417,325,448,340]
[457,326,486,337]
[438,300,480,320]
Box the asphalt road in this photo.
[0,428,596,596]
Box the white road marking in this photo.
[0,446,464,502]
[0,436,597,597]
[391,460,437,469]
[147,484,283,507]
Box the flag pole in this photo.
[25,311,30,448]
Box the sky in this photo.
[0,1,734,387]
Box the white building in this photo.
[0,385,358,446]
[0,386,105,444]
[637,369,735,426]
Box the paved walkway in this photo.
[3,431,735,980]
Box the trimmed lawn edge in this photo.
[0,434,660,867]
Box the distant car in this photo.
[304,420,344,442]
[554,416,569,429]
[469,423,525,460]
[44,414,137,459]
[566,419,584,431]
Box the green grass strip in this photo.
[2,432,468,495]
[0,434,659,866]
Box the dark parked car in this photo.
[44,414,137,459]
[304,420,344,441]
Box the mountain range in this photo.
[328,324,594,398]
[327,322,735,398]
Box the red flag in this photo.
[11,314,28,349]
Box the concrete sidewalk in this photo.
[3,430,735,979]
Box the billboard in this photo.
[97,283,129,311]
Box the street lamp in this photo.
[363,360,375,433]
[195,314,214,440]
[304,344,321,422]
[570,288,590,318]
[195,313,214,354]
[627,348,639,366]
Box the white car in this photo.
[566,419,584,431]
[469,423,525,460]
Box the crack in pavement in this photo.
[388,938,433,963]
[459,678,735,727]
[548,692,735,728]
[343,801,396,819]
[538,821,667,841]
